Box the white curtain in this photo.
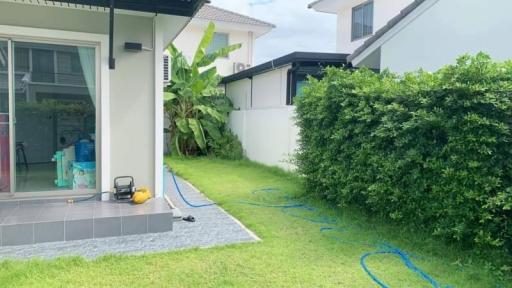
[77,47,96,106]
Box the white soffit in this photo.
[308,0,359,14]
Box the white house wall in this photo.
[173,22,255,76]
[0,2,161,194]
[226,65,298,170]
[251,67,289,109]
[380,0,512,73]
[226,78,251,110]
[335,0,413,53]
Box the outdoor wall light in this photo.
[124,42,154,52]
[124,42,143,52]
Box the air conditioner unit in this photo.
[233,62,249,73]
[163,55,170,83]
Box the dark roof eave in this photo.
[222,52,349,84]
[51,0,209,17]
[347,0,426,63]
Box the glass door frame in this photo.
[0,37,15,197]
[0,36,101,199]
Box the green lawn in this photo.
[0,157,505,287]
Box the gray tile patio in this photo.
[0,198,173,247]
[0,171,258,259]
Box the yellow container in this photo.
[132,187,152,204]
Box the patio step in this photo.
[0,198,173,247]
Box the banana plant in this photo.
[164,22,241,156]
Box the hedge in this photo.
[295,53,512,255]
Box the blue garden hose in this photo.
[170,168,216,208]
[169,169,445,288]
[360,245,441,288]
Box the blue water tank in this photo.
[75,140,95,162]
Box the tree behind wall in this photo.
[164,22,241,156]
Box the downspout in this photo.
[249,76,253,109]
[248,31,254,66]
[109,0,115,69]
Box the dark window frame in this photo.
[351,1,374,42]
[286,63,324,106]
[286,62,350,106]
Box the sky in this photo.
[210,0,337,65]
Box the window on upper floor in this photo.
[206,33,229,57]
[351,1,374,41]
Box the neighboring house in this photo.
[308,0,413,54]
[222,52,348,170]
[0,0,206,201]
[347,0,512,73]
[167,4,275,78]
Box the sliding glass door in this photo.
[0,39,98,196]
[0,40,11,194]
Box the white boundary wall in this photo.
[230,106,299,170]
[229,108,298,170]
[226,64,299,170]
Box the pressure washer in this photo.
[66,176,150,204]
[114,176,136,201]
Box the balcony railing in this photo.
[0,71,87,91]
[31,72,87,87]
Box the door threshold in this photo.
[0,191,97,202]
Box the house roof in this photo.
[222,52,348,83]
[45,0,208,17]
[195,5,275,28]
[347,0,426,63]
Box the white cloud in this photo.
[211,0,337,64]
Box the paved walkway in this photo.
[0,172,258,260]
[165,170,259,248]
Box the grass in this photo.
[0,157,506,287]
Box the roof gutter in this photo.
[222,52,348,84]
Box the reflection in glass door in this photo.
[0,40,11,193]
[13,41,97,193]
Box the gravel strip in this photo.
[0,172,258,260]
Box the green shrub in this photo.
[295,53,512,259]
[209,130,244,160]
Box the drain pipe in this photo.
[109,0,115,70]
